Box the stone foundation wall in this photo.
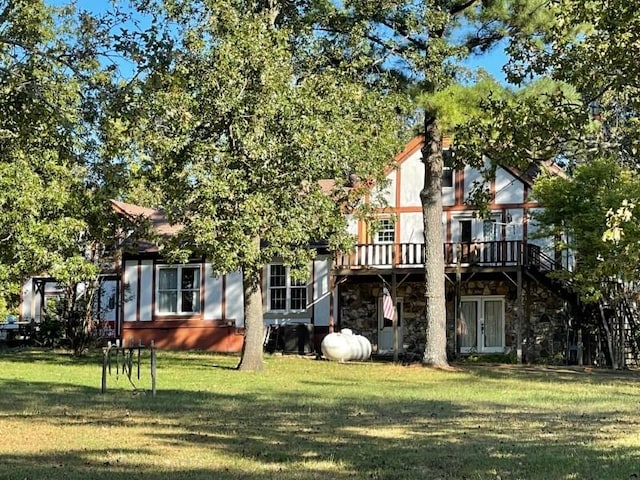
[338,276,568,363]
[523,283,568,363]
[339,281,426,353]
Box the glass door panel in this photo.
[459,301,477,350]
[483,300,503,349]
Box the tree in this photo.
[0,1,134,353]
[472,0,640,367]
[533,158,640,298]
[513,0,640,158]
[532,158,640,368]
[309,0,552,366]
[118,1,407,371]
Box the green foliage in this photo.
[507,0,640,167]
[121,3,408,274]
[39,298,66,348]
[420,77,507,139]
[107,1,411,369]
[455,78,591,168]
[533,157,640,300]
[461,351,518,364]
[0,2,139,355]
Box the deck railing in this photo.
[335,241,533,270]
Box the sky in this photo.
[462,42,510,85]
[47,0,511,85]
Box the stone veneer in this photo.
[338,276,568,363]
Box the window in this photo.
[375,218,395,244]
[157,266,201,314]
[267,264,307,312]
[442,167,454,188]
[442,148,455,188]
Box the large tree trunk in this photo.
[420,115,449,367]
[237,263,265,371]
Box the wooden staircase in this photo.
[526,245,640,368]
[597,293,640,369]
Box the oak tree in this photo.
[120,0,406,370]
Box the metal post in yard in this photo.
[101,342,111,394]
[150,340,157,397]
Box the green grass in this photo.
[1,350,639,480]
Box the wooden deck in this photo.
[334,241,554,273]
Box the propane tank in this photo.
[321,329,372,362]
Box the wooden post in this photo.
[150,340,157,397]
[392,270,398,363]
[455,265,461,356]
[101,345,109,394]
[329,276,336,333]
[517,267,524,364]
[137,339,142,380]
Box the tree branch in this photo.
[448,0,479,16]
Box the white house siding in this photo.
[346,214,358,238]
[225,271,245,327]
[20,277,114,324]
[442,183,455,207]
[98,279,118,323]
[20,279,63,322]
[123,260,138,322]
[312,257,331,327]
[139,260,153,321]
[506,208,525,241]
[374,169,396,207]
[20,279,33,321]
[464,165,483,203]
[204,263,223,321]
[399,150,424,207]
[495,168,524,204]
[399,212,424,244]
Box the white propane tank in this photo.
[321,329,372,362]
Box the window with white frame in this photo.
[375,218,395,244]
[267,264,307,312]
[157,266,201,314]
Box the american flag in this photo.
[382,287,395,321]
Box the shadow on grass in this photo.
[461,362,640,384]
[0,348,102,365]
[1,360,640,479]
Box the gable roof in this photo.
[393,135,566,186]
[111,200,180,237]
[111,200,182,254]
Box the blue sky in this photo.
[463,43,510,85]
[47,0,511,85]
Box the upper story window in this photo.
[157,266,201,314]
[375,218,395,244]
[267,264,307,312]
[442,167,454,188]
[442,148,455,189]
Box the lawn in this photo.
[0,350,639,480]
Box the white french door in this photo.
[459,296,505,353]
[452,215,501,264]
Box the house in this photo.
[333,136,572,362]
[105,201,332,352]
[18,136,571,362]
[20,274,120,340]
